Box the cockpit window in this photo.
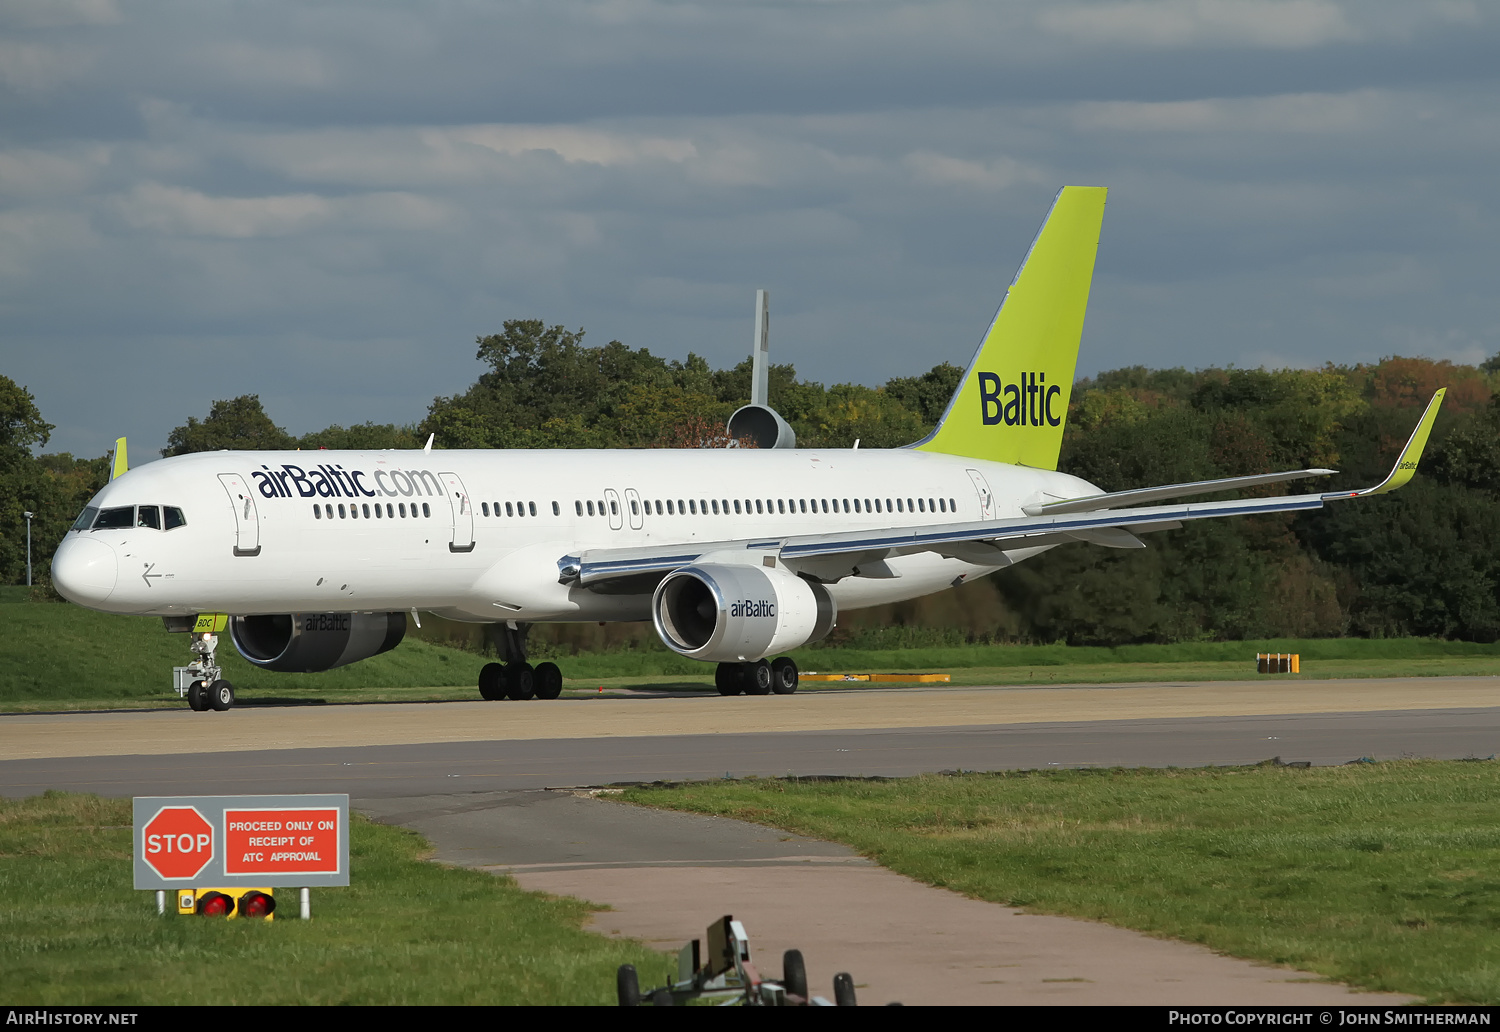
[92,506,134,530]
[72,507,98,532]
[164,506,186,530]
[137,505,161,530]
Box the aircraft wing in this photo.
[560,389,1444,591]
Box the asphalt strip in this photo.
[2,677,1496,760]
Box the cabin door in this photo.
[217,473,261,557]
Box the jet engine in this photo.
[652,564,836,663]
[229,612,406,672]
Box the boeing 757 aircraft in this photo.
[50,187,1445,711]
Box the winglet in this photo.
[111,437,128,480]
[1325,388,1445,500]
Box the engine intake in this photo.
[229,612,406,672]
[652,563,835,663]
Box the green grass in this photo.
[622,761,1500,1003]
[3,598,1498,711]
[0,792,668,1005]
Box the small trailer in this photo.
[616,914,861,1007]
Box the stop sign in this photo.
[141,806,214,880]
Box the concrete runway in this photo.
[2,706,1495,798]
[1,678,1490,1005]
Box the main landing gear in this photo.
[478,621,563,702]
[185,630,235,712]
[715,657,799,696]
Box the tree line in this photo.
[4,320,1497,645]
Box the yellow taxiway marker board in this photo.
[801,673,951,683]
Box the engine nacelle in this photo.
[726,404,797,449]
[652,563,835,663]
[229,612,407,672]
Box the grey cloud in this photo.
[1,1,1497,458]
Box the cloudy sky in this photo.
[2,0,1497,458]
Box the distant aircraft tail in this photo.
[913,185,1107,469]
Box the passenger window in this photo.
[865,499,873,513]
[93,506,133,530]
[575,500,583,516]
[422,503,430,517]
[799,499,806,513]
[677,499,685,514]
[482,502,490,516]
[375,504,383,519]
[587,500,595,516]
[853,499,861,514]
[721,499,729,513]
[314,505,322,520]
[950,498,957,512]
[687,500,696,514]
[630,500,639,515]
[598,499,605,514]
[506,502,514,517]
[939,498,946,513]
[338,504,347,519]
[136,505,161,529]
[529,501,537,517]
[918,498,926,512]
[364,504,373,518]
[776,499,784,514]
[710,499,718,514]
[399,503,407,517]
[929,498,936,513]
[610,500,618,515]
[841,499,849,513]
[733,500,742,514]
[552,501,560,516]
[516,500,525,517]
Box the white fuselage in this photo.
[51,447,1099,627]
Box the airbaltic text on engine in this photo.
[251,464,441,500]
[730,599,775,618]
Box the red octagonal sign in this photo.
[141,806,214,880]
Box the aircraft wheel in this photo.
[533,661,563,700]
[771,657,799,695]
[479,662,504,701]
[833,971,857,1006]
[208,680,235,711]
[505,662,536,701]
[715,663,743,696]
[186,680,208,712]
[744,660,773,695]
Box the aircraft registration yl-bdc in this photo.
[50,186,1445,711]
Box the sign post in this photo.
[133,794,350,918]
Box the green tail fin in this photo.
[914,185,1107,469]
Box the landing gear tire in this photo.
[208,680,235,711]
[533,661,563,700]
[744,659,773,695]
[187,680,208,712]
[833,971,857,1006]
[771,657,799,695]
[505,662,536,701]
[715,663,743,696]
[479,662,504,701]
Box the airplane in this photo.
[49,186,1446,711]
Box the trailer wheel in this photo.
[833,972,857,1007]
[783,949,808,1002]
[616,964,640,1007]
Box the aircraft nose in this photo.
[52,536,117,606]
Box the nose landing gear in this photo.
[184,630,236,712]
